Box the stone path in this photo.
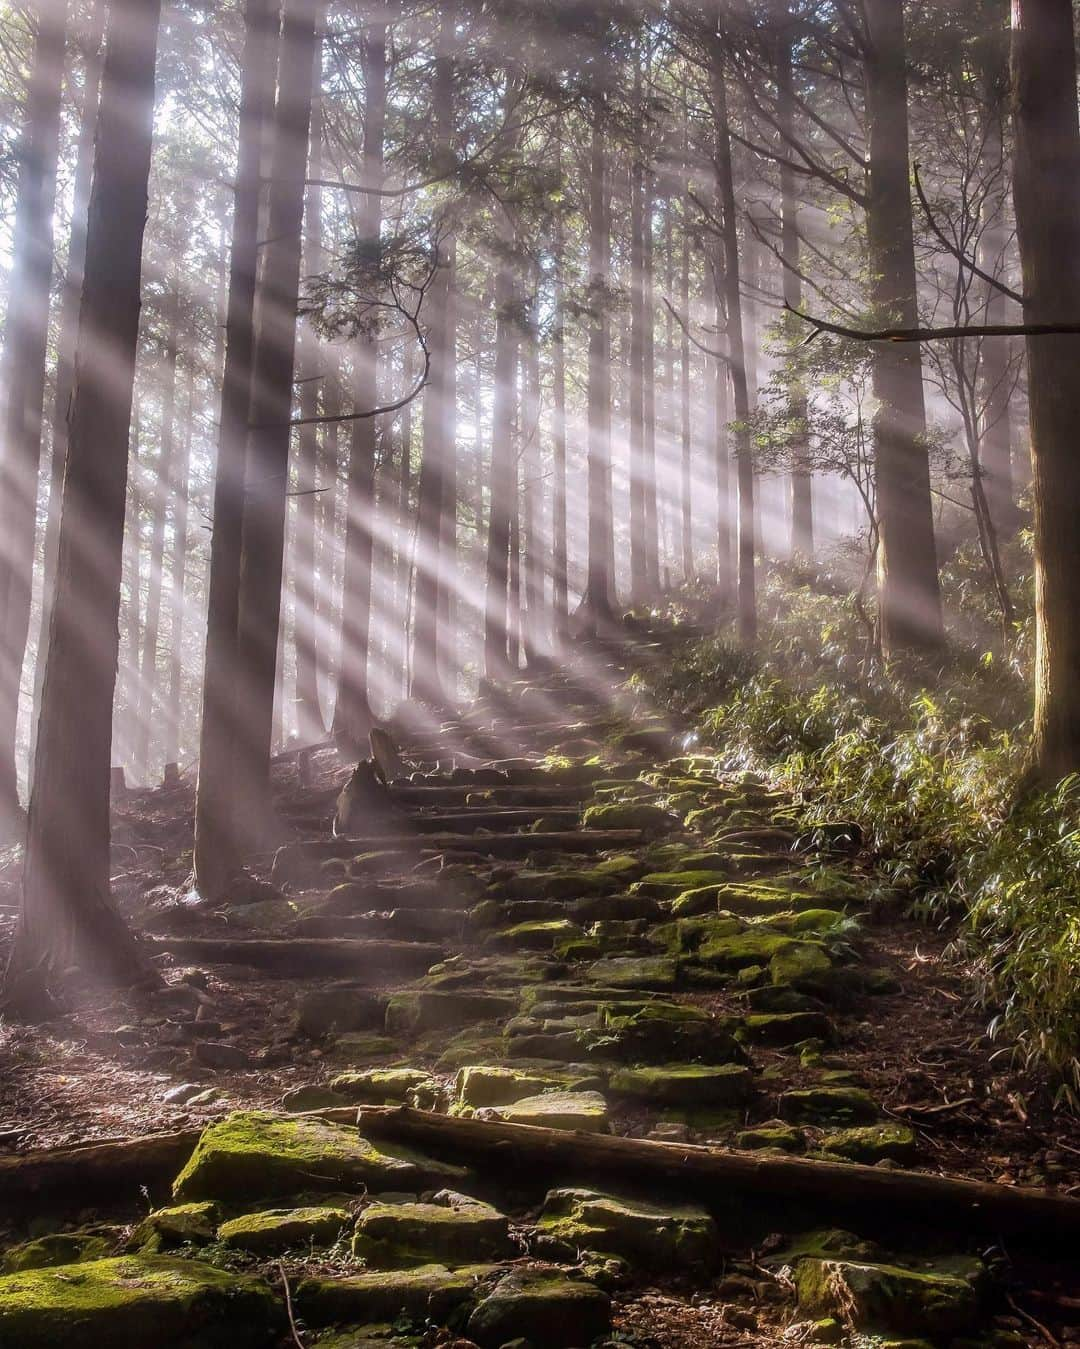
[0,640,1071,1347]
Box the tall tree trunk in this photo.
[6,0,162,992]
[437,241,458,701]
[551,224,569,642]
[411,24,455,704]
[642,169,659,597]
[483,237,520,681]
[233,0,318,836]
[977,0,1015,540]
[165,361,195,767]
[134,282,181,783]
[628,59,647,604]
[116,394,143,781]
[863,0,944,653]
[333,12,385,745]
[522,297,545,666]
[193,0,280,899]
[1011,0,1080,781]
[292,37,326,743]
[580,105,616,626]
[777,35,813,559]
[0,0,69,829]
[711,45,755,640]
[32,0,106,781]
[707,233,731,604]
[679,174,694,584]
[395,342,413,696]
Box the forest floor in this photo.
[1,621,1079,1348]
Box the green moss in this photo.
[778,1088,880,1126]
[735,1123,804,1152]
[172,1111,468,1202]
[633,870,730,898]
[352,1197,511,1267]
[737,1011,833,1047]
[609,1062,754,1105]
[590,854,648,880]
[795,1257,982,1338]
[536,1187,717,1268]
[455,1065,568,1107]
[329,1068,436,1104]
[218,1205,352,1253]
[582,802,678,833]
[384,989,517,1035]
[126,1203,219,1253]
[297,1263,490,1327]
[585,956,680,990]
[0,1255,280,1348]
[2,1231,115,1273]
[483,919,585,952]
[769,940,835,992]
[487,1090,609,1132]
[465,1269,611,1348]
[818,1123,917,1164]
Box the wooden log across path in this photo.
[355,1105,1080,1244]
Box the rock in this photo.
[162,1083,204,1106]
[172,1110,468,1201]
[818,1123,917,1164]
[634,870,730,899]
[570,891,661,923]
[670,885,728,917]
[352,1193,512,1266]
[218,1205,352,1253]
[795,1256,983,1338]
[596,1001,744,1064]
[581,802,678,833]
[770,941,834,993]
[778,1087,879,1126]
[737,1011,833,1047]
[126,1202,219,1252]
[327,1032,400,1061]
[536,1187,717,1268]
[191,1041,250,1070]
[609,1063,754,1106]
[280,1084,349,1113]
[0,1255,280,1348]
[735,1122,805,1152]
[485,1090,609,1132]
[455,1065,567,1107]
[294,986,387,1039]
[1,1230,115,1273]
[329,1067,436,1104]
[184,1087,222,1106]
[384,989,518,1036]
[297,1263,487,1327]
[490,870,619,901]
[483,919,585,952]
[466,1268,611,1348]
[745,983,824,1014]
[585,956,679,990]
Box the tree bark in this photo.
[551,225,570,642]
[863,0,944,653]
[679,163,694,584]
[777,36,813,560]
[628,60,647,605]
[193,0,281,900]
[1011,0,1080,781]
[134,281,181,783]
[232,0,318,838]
[711,45,755,640]
[5,0,162,991]
[522,304,545,666]
[333,13,386,746]
[164,361,196,768]
[0,0,69,829]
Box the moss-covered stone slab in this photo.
[769,941,835,992]
[126,1202,219,1253]
[483,919,585,952]
[535,1187,717,1267]
[609,1062,754,1106]
[581,802,677,833]
[633,870,730,899]
[293,986,389,1039]
[570,891,662,924]
[297,1263,488,1327]
[818,1123,917,1164]
[0,1255,280,1348]
[2,1230,115,1273]
[596,1001,744,1064]
[778,1088,880,1126]
[466,1268,611,1348]
[172,1111,468,1202]
[486,1090,609,1133]
[795,1257,982,1338]
[455,1065,603,1107]
[329,1068,436,1104]
[351,1195,511,1267]
[735,1122,805,1152]
[585,956,679,990]
[489,870,619,901]
[218,1205,352,1253]
[326,1031,401,1061]
[737,1011,833,1047]
[384,989,517,1035]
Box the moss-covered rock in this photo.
[581,802,678,833]
[384,989,517,1035]
[737,1011,833,1047]
[125,1203,219,1253]
[485,1090,609,1132]
[590,854,648,880]
[297,1263,488,1327]
[585,956,680,990]
[735,1122,805,1152]
[596,1001,744,1064]
[770,941,835,992]
[352,1194,511,1267]
[329,1068,436,1104]
[483,919,585,953]
[609,1062,754,1106]
[294,986,389,1039]
[2,1230,115,1273]
[326,1031,401,1061]
[0,1255,280,1348]
[218,1205,352,1253]
[818,1123,917,1164]
[455,1065,564,1107]
[490,870,619,902]
[795,1257,982,1338]
[778,1087,879,1126]
[172,1111,467,1202]
[535,1187,717,1268]
[633,870,730,899]
[466,1268,610,1348]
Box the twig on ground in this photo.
[1006,1293,1061,1348]
[277,1261,305,1349]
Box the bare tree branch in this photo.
[784,301,1080,344]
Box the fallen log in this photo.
[405,808,583,832]
[354,1105,1080,1243]
[146,936,444,978]
[391,784,595,806]
[0,1129,200,1210]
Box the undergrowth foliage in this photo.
[634,569,1080,1103]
